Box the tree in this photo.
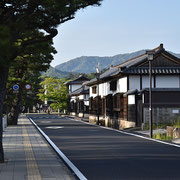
[5,69,44,125]
[0,0,102,163]
[5,34,56,125]
[38,77,68,114]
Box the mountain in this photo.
[42,66,70,78]
[47,50,180,77]
[55,50,147,74]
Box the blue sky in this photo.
[51,0,180,67]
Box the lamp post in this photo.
[95,67,100,125]
[146,51,154,138]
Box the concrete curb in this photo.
[69,117,180,149]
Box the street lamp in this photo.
[95,67,100,125]
[146,51,154,138]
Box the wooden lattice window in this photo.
[92,86,97,94]
[110,80,117,91]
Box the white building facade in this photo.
[86,44,180,129]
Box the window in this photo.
[92,86,97,94]
[110,80,117,91]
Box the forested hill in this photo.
[42,66,70,78]
[55,50,147,74]
[43,50,180,78]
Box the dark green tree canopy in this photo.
[0,0,102,66]
[0,0,102,162]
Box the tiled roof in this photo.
[139,88,180,94]
[117,54,148,68]
[85,44,180,86]
[100,67,119,78]
[115,44,164,69]
[84,67,119,86]
[70,85,89,96]
[123,67,180,74]
[65,75,89,85]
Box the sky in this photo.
[51,0,180,67]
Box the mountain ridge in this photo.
[55,50,148,74]
[44,50,180,78]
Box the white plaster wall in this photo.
[142,76,154,89]
[90,83,108,98]
[90,77,127,98]
[79,94,89,100]
[84,100,89,106]
[128,95,135,104]
[129,75,140,90]
[156,75,180,88]
[70,96,76,102]
[79,95,84,100]
[99,84,103,97]
[90,86,97,98]
[90,75,180,98]
[107,77,127,95]
[128,75,179,90]
[119,77,127,93]
[99,83,108,97]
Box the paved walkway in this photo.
[0,115,76,180]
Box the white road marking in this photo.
[29,117,87,180]
[46,126,64,129]
[40,121,52,123]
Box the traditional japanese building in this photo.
[85,44,180,129]
[66,75,89,117]
[69,85,89,118]
[65,75,89,94]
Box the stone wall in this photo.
[78,113,84,118]
[143,107,180,124]
[89,115,104,124]
[105,116,135,130]
[167,126,180,138]
[119,119,136,130]
[70,112,76,116]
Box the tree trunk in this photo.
[0,66,9,163]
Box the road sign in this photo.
[25,84,31,90]
[13,84,19,91]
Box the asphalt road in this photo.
[28,114,180,180]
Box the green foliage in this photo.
[144,117,180,130]
[144,118,180,141]
[38,77,68,112]
[172,118,180,128]
[0,0,102,162]
[153,131,172,140]
[0,0,102,68]
[3,32,57,114]
[144,123,159,130]
[42,66,69,78]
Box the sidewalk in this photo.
[0,115,76,180]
